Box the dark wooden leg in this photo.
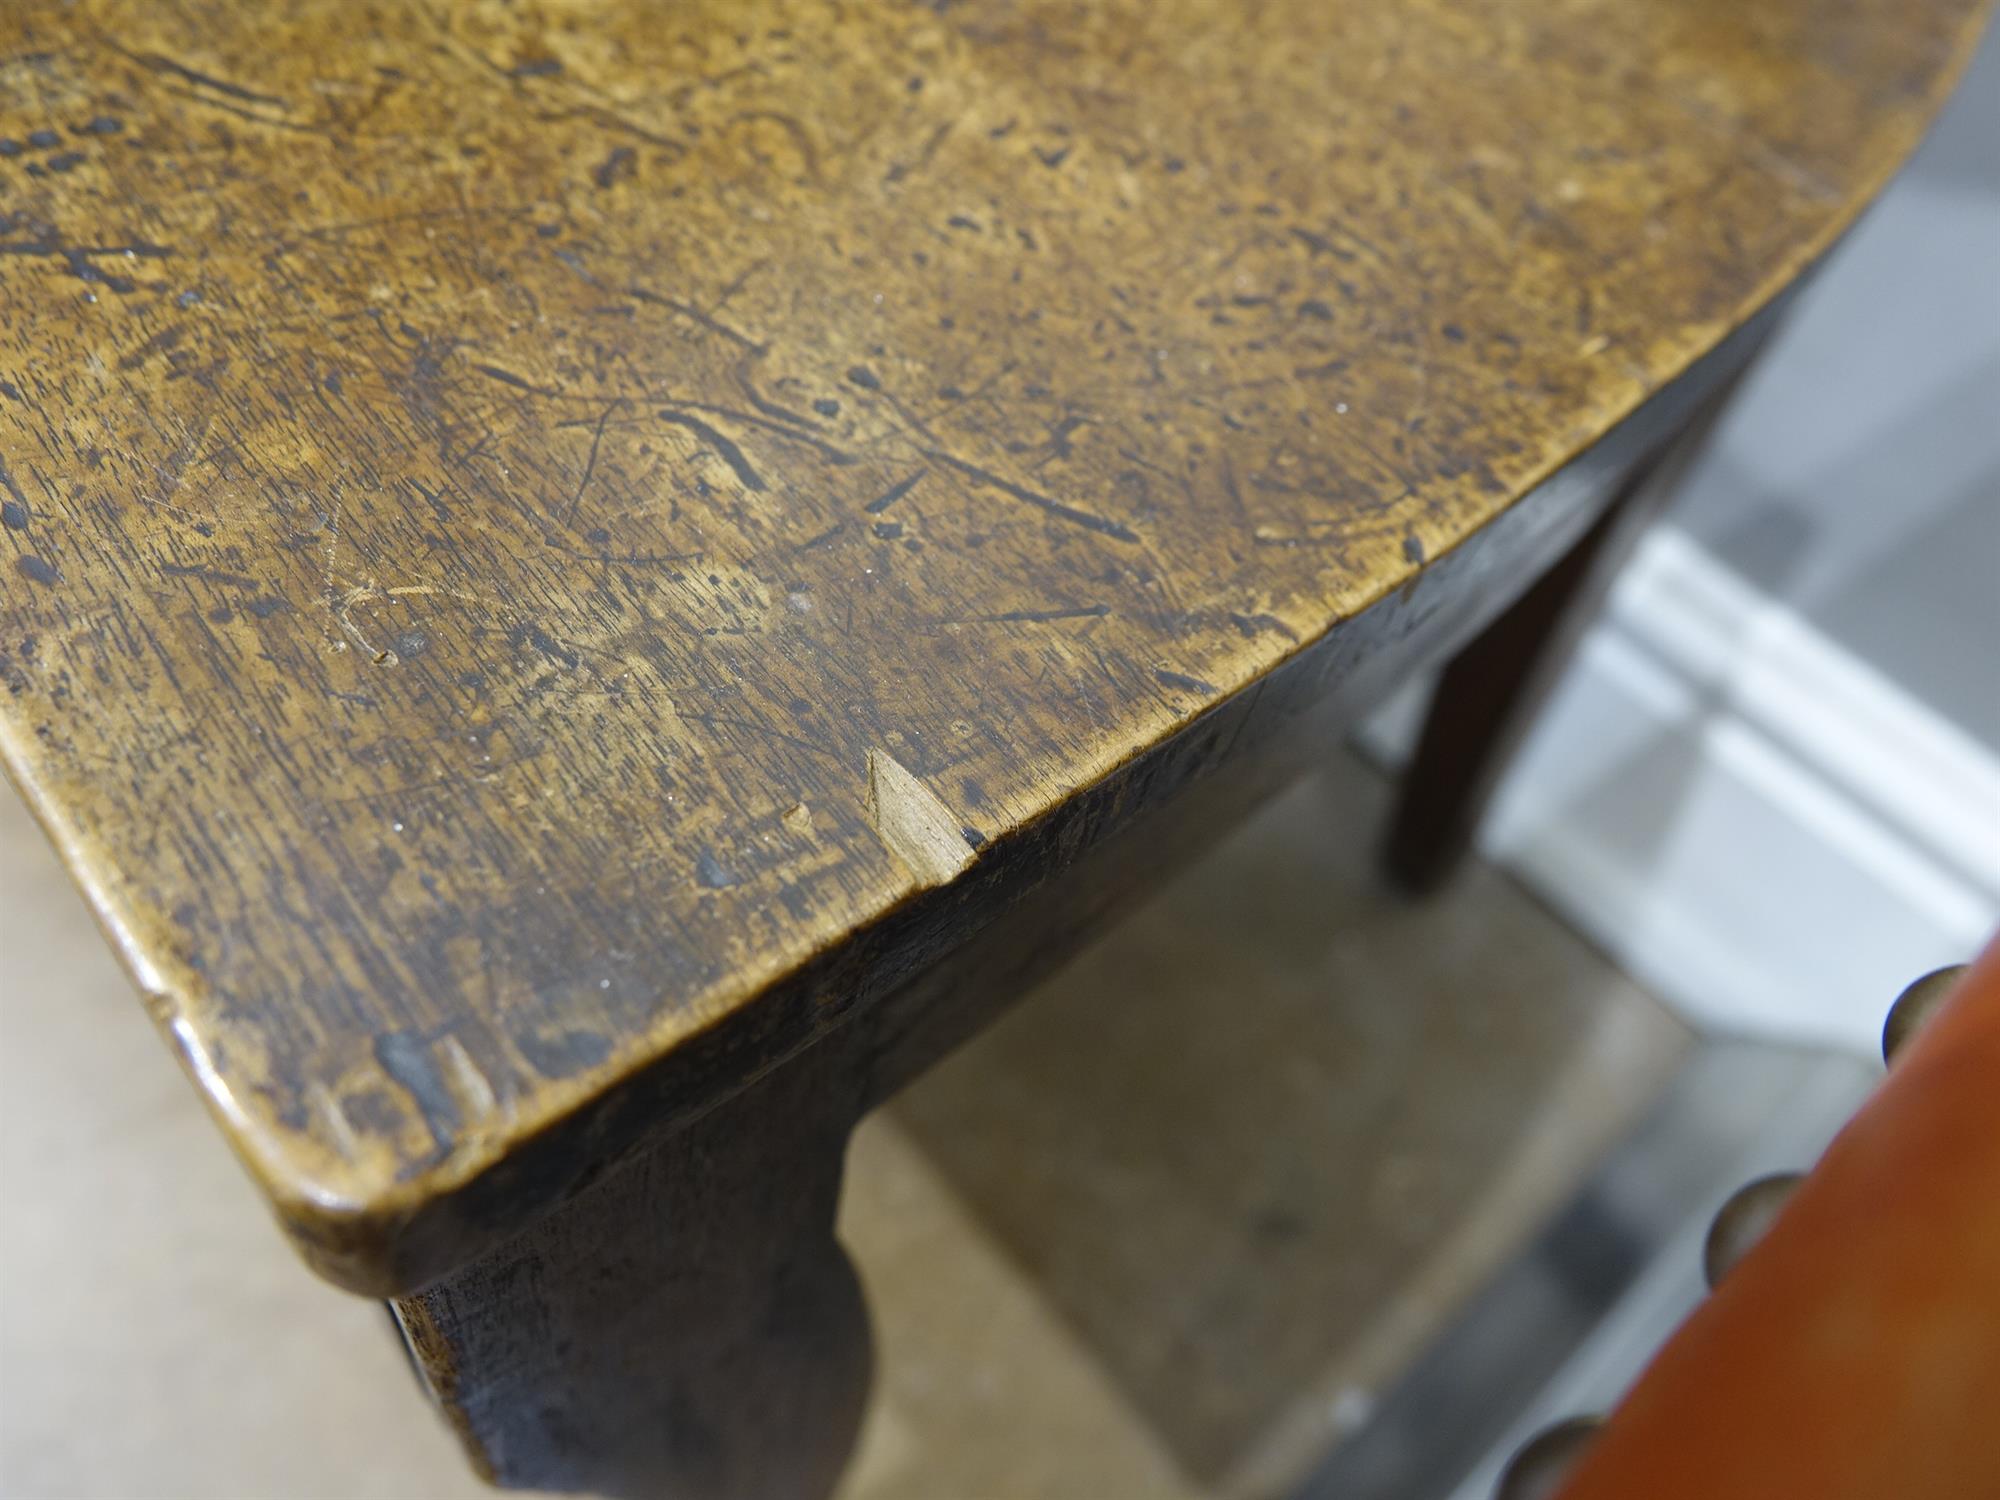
[391,1060,870,1500]
[1382,355,1763,894]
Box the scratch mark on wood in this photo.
[122,48,291,109]
[562,399,624,527]
[656,409,766,491]
[627,285,764,351]
[1227,611,1300,642]
[117,325,187,371]
[681,711,845,766]
[306,1082,364,1162]
[438,1036,500,1134]
[1155,667,1218,695]
[864,472,923,514]
[923,449,1139,542]
[969,603,1110,624]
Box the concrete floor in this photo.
[0,757,1689,1500]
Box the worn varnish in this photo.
[0,0,1985,1295]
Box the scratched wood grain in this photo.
[0,0,1984,1294]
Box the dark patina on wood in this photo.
[394,1057,872,1500]
[381,300,1781,1494]
[0,0,1986,1299]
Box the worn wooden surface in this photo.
[0,0,1985,1293]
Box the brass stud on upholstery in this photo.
[1883,964,1969,1064]
[1703,1172,1804,1290]
[1494,1415,1602,1500]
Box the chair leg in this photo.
[1381,355,1763,894]
[391,1058,871,1500]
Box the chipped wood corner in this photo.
[865,749,976,888]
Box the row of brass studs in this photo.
[1491,964,1971,1500]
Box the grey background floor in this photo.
[2,756,1688,1500]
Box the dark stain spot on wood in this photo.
[960,826,986,847]
[373,1032,461,1156]
[0,464,27,517]
[56,251,136,294]
[516,1028,611,1080]
[246,596,289,618]
[0,499,28,530]
[16,555,58,585]
[1403,533,1426,564]
[812,398,839,417]
[695,848,740,889]
[79,116,122,135]
[871,520,904,540]
[509,621,580,670]
[846,365,881,390]
[509,56,564,79]
[26,129,60,149]
[593,145,637,189]
[339,1087,404,1140]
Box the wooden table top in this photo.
[0,0,1984,1293]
